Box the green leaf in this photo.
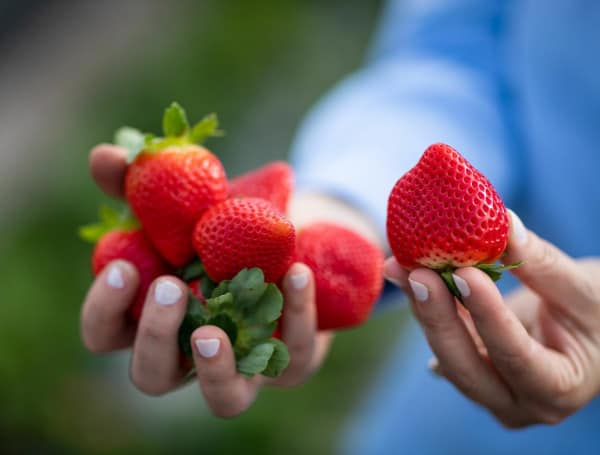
[181,261,205,281]
[187,291,209,321]
[237,343,274,377]
[229,268,268,312]
[178,312,206,357]
[206,292,234,313]
[78,205,138,243]
[440,271,463,304]
[250,284,283,324]
[207,313,238,345]
[211,280,231,298]
[242,322,277,344]
[189,113,224,144]
[200,277,217,299]
[261,338,290,378]
[162,102,189,137]
[114,126,146,163]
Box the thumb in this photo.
[503,209,594,316]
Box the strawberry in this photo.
[228,161,294,213]
[192,198,296,283]
[386,143,517,296]
[92,229,171,322]
[120,103,228,267]
[295,223,384,330]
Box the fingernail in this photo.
[452,274,471,298]
[195,338,220,358]
[290,271,309,290]
[106,264,125,289]
[428,357,442,376]
[385,276,405,291]
[508,209,527,246]
[409,279,429,302]
[154,279,182,306]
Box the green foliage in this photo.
[162,102,189,137]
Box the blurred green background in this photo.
[0,0,408,453]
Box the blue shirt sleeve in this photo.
[290,0,521,239]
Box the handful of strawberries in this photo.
[81,103,385,378]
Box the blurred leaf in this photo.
[162,102,189,137]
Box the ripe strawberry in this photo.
[387,143,516,293]
[92,229,171,321]
[121,103,228,267]
[295,223,384,330]
[192,198,296,283]
[228,161,294,213]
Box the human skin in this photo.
[384,211,600,427]
[82,144,380,418]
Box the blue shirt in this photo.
[291,1,600,453]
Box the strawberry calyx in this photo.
[177,263,290,378]
[115,102,224,163]
[78,205,139,243]
[438,261,522,303]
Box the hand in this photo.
[384,209,600,427]
[81,144,332,417]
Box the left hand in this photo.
[384,210,600,428]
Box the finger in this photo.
[89,144,128,198]
[383,256,410,291]
[192,325,259,418]
[453,267,574,398]
[504,210,596,319]
[130,277,188,395]
[81,260,138,352]
[408,268,514,412]
[271,263,316,387]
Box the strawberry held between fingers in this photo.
[386,143,518,297]
[228,161,294,214]
[122,103,228,267]
[295,222,384,330]
[192,198,296,284]
[80,206,172,322]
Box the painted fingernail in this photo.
[290,271,309,290]
[409,279,429,302]
[508,209,527,246]
[106,264,125,289]
[452,274,471,298]
[385,276,405,291]
[195,338,220,358]
[427,357,442,377]
[154,279,182,306]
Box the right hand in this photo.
[81,144,332,417]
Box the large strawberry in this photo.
[120,103,228,267]
[295,223,384,330]
[80,206,171,321]
[228,161,294,213]
[386,143,518,297]
[192,197,296,283]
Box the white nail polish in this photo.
[409,279,429,302]
[290,271,309,290]
[452,274,471,298]
[195,338,220,358]
[385,276,405,290]
[154,280,182,306]
[508,209,527,246]
[106,265,125,289]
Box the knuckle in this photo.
[137,321,174,344]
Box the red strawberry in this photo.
[122,103,228,267]
[295,223,384,330]
[192,198,296,283]
[387,143,514,291]
[92,229,171,321]
[228,161,294,213]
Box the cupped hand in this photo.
[384,209,600,427]
[81,144,331,417]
